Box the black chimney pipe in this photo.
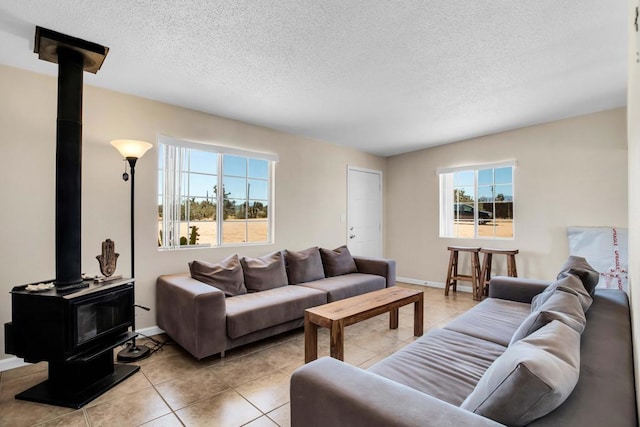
[55,47,84,287]
[34,27,109,290]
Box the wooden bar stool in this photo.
[480,248,519,297]
[444,246,481,300]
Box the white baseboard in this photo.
[0,325,166,373]
[397,276,473,293]
[0,356,27,373]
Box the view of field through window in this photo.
[158,145,270,248]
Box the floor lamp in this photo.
[111,139,153,362]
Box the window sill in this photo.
[158,241,274,251]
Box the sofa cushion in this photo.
[557,255,600,296]
[369,328,507,406]
[285,247,325,284]
[240,251,288,292]
[320,246,358,277]
[225,285,327,339]
[510,290,586,345]
[189,255,247,297]
[296,273,385,302]
[461,321,581,427]
[443,298,531,347]
[532,274,592,313]
[528,290,637,426]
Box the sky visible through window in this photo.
[158,150,269,200]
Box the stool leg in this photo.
[452,251,459,292]
[481,253,492,297]
[486,253,493,295]
[508,254,518,277]
[472,252,481,301]
[445,250,455,296]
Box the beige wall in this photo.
[627,0,640,411]
[0,55,632,368]
[386,108,628,284]
[0,65,386,360]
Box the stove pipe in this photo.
[34,27,109,290]
[55,47,84,287]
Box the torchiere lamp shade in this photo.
[110,139,152,159]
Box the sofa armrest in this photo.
[488,276,551,303]
[156,274,227,359]
[291,357,503,427]
[353,256,396,287]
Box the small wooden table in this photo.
[304,287,424,363]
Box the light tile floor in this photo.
[0,284,477,427]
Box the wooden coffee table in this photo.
[304,287,424,363]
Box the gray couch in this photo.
[291,263,637,426]
[156,251,396,359]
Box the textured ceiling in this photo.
[0,1,628,156]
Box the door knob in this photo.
[349,234,356,239]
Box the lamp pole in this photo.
[128,157,137,279]
[111,140,152,362]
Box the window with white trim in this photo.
[439,161,515,239]
[158,136,276,249]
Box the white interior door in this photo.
[347,167,382,258]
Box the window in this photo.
[439,161,515,239]
[158,136,277,249]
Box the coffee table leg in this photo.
[330,319,345,361]
[304,312,318,363]
[414,294,424,336]
[389,308,399,329]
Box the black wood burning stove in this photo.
[5,279,139,408]
[3,27,140,408]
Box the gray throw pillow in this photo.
[285,247,325,284]
[557,255,600,296]
[240,251,288,292]
[531,274,592,313]
[510,290,586,345]
[320,245,358,277]
[461,321,581,426]
[189,255,247,297]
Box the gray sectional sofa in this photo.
[156,246,396,359]
[291,257,637,426]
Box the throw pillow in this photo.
[285,247,325,284]
[189,255,247,297]
[510,290,586,345]
[320,245,358,277]
[531,274,593,313]
[240,251,288,292]
[557,255,600,296]
[461,321,581,426]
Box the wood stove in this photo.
[4,279,139,408]
[3,27,140,408]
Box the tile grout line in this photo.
[262,402,288,427]
[82,408,90,427]
[140,367,183,427]
[149,363,272,424]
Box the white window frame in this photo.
[158,135,278,250]
[438,160,516,240]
